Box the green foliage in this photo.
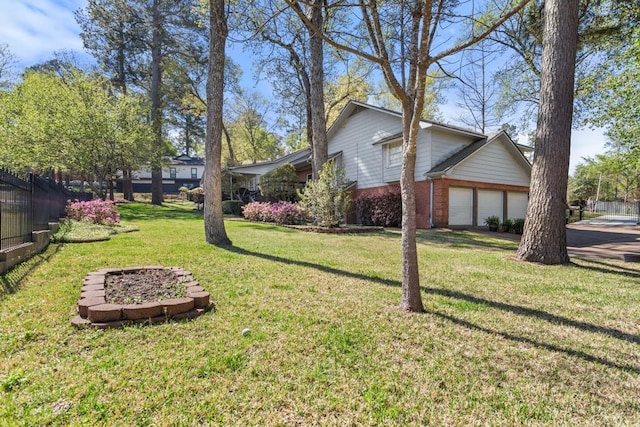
[51,220,138,243]
[222,200,244,216]
[512,218,525,234]
[189,187,205,204]
[484,215,501,227]
[355,191,402,227]
[259,163,301,202]
[583,27,640,169]
[500,218,513,233]
[569,151,639,203]
[299,160,350,228]
[0,69,154,200]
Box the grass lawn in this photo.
[1,201,639,425]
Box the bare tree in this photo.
[285,0,531,312]
[516,0,579,264]
[204,0,232,245]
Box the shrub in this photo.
[260,163,301,202]
[501,218,513,232]
[222,200,245,216]
[484,215,501,227]
[355,191,402,227]
[511,218,525,234]
[178,186,190,200]
[299,160,350,227]
[189,187,204,204]
[270,202,309,225]
[66,199,120,224]
[242,201,309,225]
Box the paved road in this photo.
[566,223,640,261]
[478,223,640,261]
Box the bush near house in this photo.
[356,191,402,227]
[299,160,350,228]
[260,163,301,202]
[242,201,309,225]
[222,200,244,216]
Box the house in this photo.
[230,101,532,228]
[117,155,205,194]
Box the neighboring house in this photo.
[117,155,205,194]
[229,101,532,228]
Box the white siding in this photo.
[448,140,530,186]
[430,130,474,168]
[329,109,401,189]
[449,187,473,225]
[508,192,528,219]
[328,109,432,188]
[478,190,504,224]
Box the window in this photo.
[386,141,402,167]
[306,173,313,182]
[191,168,198,179]
[169,167,177,179]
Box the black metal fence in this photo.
[0,169,92,251]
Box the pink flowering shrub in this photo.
[242,201,309,225]
[66,199,120,224]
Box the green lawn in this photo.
[1,201,639,425]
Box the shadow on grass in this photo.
[0,244,62,301]
[118,202,204,222]
[223,244,640,373]
[572,258,640,279]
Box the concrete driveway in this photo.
[566,223,640,261]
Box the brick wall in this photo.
[351,178,529,229]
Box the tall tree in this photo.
[204,0,231,245]
[286,0,531,312]
[0,44,17,89]
[227,90,283,164]
[516,0,579,264]
[491,0,640,128]
[455,39,504,133]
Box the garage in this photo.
[508,191,529,219]
[448,187,473,225]
[477,189,504,225]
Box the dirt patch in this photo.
[105,269,185,304]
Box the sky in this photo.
[0,0,609,173]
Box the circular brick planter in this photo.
[71,266,211,329]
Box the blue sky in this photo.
[0,0,608,172]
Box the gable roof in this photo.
[226,147,312,175]
[328,100,486,141]
[426,131,531,177]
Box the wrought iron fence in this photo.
[587,200,640,222]
[0,169,92,251]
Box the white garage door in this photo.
[508,192,529,219]
[449,187,473,225]
[478,189,504,225]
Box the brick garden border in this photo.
[71,266,210,329]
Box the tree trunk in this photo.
[204,0,231,245]
[150,0,164,206]
[516,0,579,264]
[222,124,236,166]
[399,101,424,313]
[307,0,328,179]
[123,168,135,201]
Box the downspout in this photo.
[429,177,435,228]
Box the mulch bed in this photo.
[105,269,184,304]
[71,267,211,329]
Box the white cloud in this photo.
[0,0,87,68]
